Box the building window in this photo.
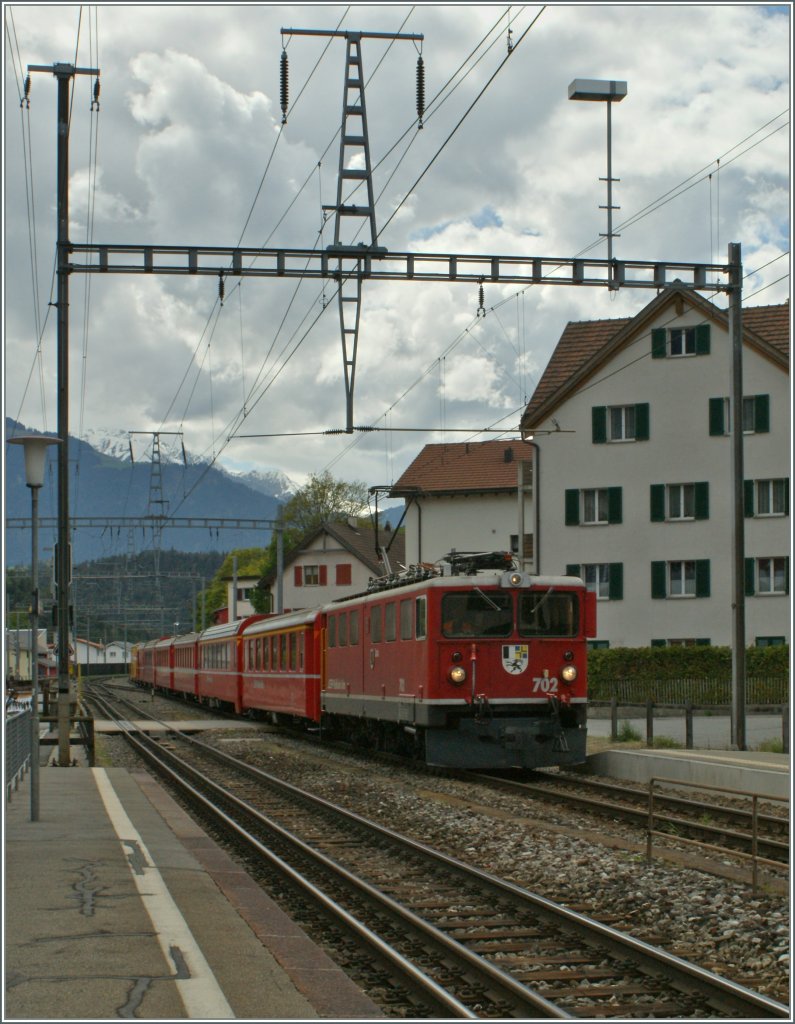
[583,488,609,524]
[651,324,710,358]
[609,405,636,441]
[710,394,770,436]
[756,636,786,647]
[651,638,711,647]
[567,563,623,600]
[651,560,710,599]
[510,534,534,560]
[566,487,622,525]
[746,557,789,596]
[588,640,610,650]
[650,482,709,522]
[303,565,320,586]
[236,586,252,601]
[745,478,789,517]
[585,563,609,598]
[592,403,649,443]
[669,560,696,597]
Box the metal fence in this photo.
[590,676,788,706]
[5,709,31,802]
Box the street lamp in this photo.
[9,434,62,821]
[568,78,627,285]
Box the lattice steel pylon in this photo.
[282,28,423,431]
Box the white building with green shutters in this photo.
[519,284,789,649]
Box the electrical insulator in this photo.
[21,75,31,109]
[280,49,289,125]
[416,56,425,129]
[91,79,101,111]
[218,273,225,305]
[507,27,514,54]
[477,281,486,318]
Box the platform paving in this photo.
[4,765,384,1020]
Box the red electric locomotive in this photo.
[313,552,595,769]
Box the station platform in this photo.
[586,746,790,800]
[4,764,384,1021]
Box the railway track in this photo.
[468,769,789,866]
[88,683,788,1019]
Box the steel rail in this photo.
[92,683,789,1019]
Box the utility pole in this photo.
[728,242,746,749]
[28,62,99,767]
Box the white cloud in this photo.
[4,3,790,505]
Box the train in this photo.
[130,551,596,770]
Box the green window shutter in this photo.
[786,557,790,596]
[592,406,607,444]
[608,563,623,601]
[709,397,725,436]
[651,561,667,599]
[566,563,580,577]
[651,638,666,647]
[694,482,709,520]
[744,480,755,517]
[696,638,711,646]
[650,484,665,522]
[607,486,622,524]
[565,489,580,526]
[785,480,790,517]
[651,328,667,358]
[744,557,756,596]
[754,394,770,433]
[695,323,710,355]
[634,402,650,441]
[695,559,710,598]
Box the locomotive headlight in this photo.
[448,666,467,685]
[561,665,578,683]
[509,572,523,587]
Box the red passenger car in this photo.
[240,609,323,721]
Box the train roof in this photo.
[241,608,321,636]
[199,614,265,642]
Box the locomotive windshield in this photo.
[441,592,513,637]
[519,591,579,637]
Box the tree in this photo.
[250,471,370,611]
[280,470,368,534]
[198,547,269,627]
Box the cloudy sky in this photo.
[3,3,791,499]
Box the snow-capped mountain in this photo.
[81,427,296,499]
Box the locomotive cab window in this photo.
[519,591,579,637]
[400,599,413,640]
[441,593,512,637]
[415,597,427,640]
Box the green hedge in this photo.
[587,645,790,705]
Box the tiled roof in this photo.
[522,294,789,428]
[742,302,790,357]
[323,519,406,573]
[261,519,405,583]
[390,439,530,496]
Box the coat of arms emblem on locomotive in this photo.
[501,644,529,674]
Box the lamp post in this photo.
[9,434,62,821]
[568,79,627,286]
